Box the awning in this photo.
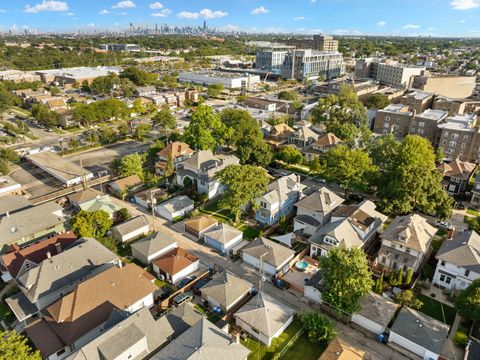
[272,233,294,248]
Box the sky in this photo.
[1,0,480,37]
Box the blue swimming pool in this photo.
[295,261,308,271]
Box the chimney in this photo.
[55,243,62,254]
[232,332,240,344]
[46,251,51,259]
[5,211,9,218]
[447,227,455,240]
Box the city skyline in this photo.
[0,0,480,37]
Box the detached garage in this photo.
[351,292,398,335]
[203,223,243,254]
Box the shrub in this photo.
[453,330,468,347]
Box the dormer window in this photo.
[398,235,406,242]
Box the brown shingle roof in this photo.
[319,338,365,360]
[25,318,65,357]
[152,248,198,275]
[110,174,142,191]
[313,132,343,148]
[182,216,218,233]
[437,158,476,180]
[157,142,194,160]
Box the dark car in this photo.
[192,278,211,295]
[348,194,364,203]
[177,275,197,289]
[155,288,171,301]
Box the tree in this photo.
[183,105,228,151]
[366,134,400,169]
[456,279,480,325]
[236,136,273,167]
[71,210,113,238]
[435,146,445,164]
[0,330,41,360]
[396,268,404,285]
[207,84,224,98]
[404,268,414,285]
[134,124,151,141]
[220,108,263,147]
[0,159,10,175]
[378,135,453,218]
[31,103,58,128]
[299,311,337,343]
[90,73,117,96]
[120,66,157,86]
[117,78,136,98]
[395,290,423,310]
[309,157,321,172]
[374,275,384,294]
[278,90,298,101]
[321,145,377,196]
[320,247,374,314]
[117,122,130,138]
[0,148,19,164]
[116,208,131,223]
[276,146,304,165]
[153,108,176,139]
[365,93,390,109]
[215,165,270,223]
[120,153,144,179]
[69,137,80,150]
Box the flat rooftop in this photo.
[416,109,448,121]
[26,151,93,183]
[404,90,433,101]
[36,66,120,80]
[381,104,411,113]
[179,71,258,79]
[438,113,477,131]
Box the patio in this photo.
[281,256,320,293]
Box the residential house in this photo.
[0,201,65,252]
[175,150,240,199]
[470,173,480,209]
[25,264,157,360]
[0,195,31,216]
[135,85,157,97]
[255,174,306,226]
[0,232,77,282]
[181,216,218,240]
[133,188,167,210]
[304,270,324,304]
[308,200,387,257]
[65,307,173,360]
[155,141,194,176]
[152,318,251,360]
[351,292,398,335]
[110,215,150,243]
[234,292,295,346]
[294,187,344,236]
[131,231,177,265]
[152,247,199,285]
[203,223,243,254]
[303,133,343,162]
[266,123,295,146]
[54,108,74,128]
[165,302,203,339]
[319,338,365,360]
[389,307,449,360]
[156,195,194,221]
[433,230,480,291]
[288,126,319,148]
[78,195,122,219]
[200,271,253,312]
[376,214,436,273]
[437,158,476,195]
[67,189,99,210]
[14,237,120,312]
[241,237,295,276]
[108,175,143,197]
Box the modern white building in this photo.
[433,230,480,291]
[178,71,260,89]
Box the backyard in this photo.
[417,293,457,326]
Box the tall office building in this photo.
[313,35,339,52]
[281,49,345,81]
[255,44,295,74]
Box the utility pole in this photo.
[150,189,157,231]
[79,156,88,190]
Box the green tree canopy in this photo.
[278,90,298,101]
[31,103,58,128]
[366,134,400,169]
[365,93,390,109]
[219,108,263,146]
[207,84,224,98]
[320,247,374,315]
[71,210,113,238]
[120,66,157,86]
[299,311,337,344]
[236,136,273,167]
[119,153,144,179]
[134,124,151,141]
[0,330,41,360]
[72,98,129,126]
[215,164,270,222]
[456,279,480,325]
[153,108,176,137]
[395,290,423,309]
[276,146,304,165]
[378,135,453,218]
[183,105,228,151]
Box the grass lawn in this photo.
[194,303,221,323]
[281,336,327,360]
[417,294,456,326]
[237,223,260,240]
[242,320,303,360]
[466,208,480,217]
[0,303,15,324]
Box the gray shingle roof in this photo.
[152,318,251,360]
[130,231,177,258]
[0,195,31,215]
[391,307,449,355]
[242,237,295,268]
[203,223,243,245]
[259,174,306,205]
[201,271,252,310]
[356,292,398,327]
[165,303,204,339]
[436,231,480,272]
[295,187,344,214]
[157,195,194,213]
[308,219,364,249]
[111,215,150,236]
[234,292,295,338]
[17,237,118,303]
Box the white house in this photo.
[304,271,323,304]
[234,292,295,346]
[389,307,449,360]
[156,195,194,221]
[433,230,480,291]
[130,231,177,265]
[203,223,243,254]
[351,292,398,335]
[241,237,295,276]
[152,248,199,285]
[110,215,150,243]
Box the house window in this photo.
[381,256,386,264]
[405,248,410,254]
[260,201,267,209]
[465,270,470,277]
[441,260,445,266]
[440,274,452,284]
[419,122,425,127]
[56,349,66,356]
[251,327,260,334]
[25,263,30,270]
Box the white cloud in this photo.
[451,0,480,10]
[177,11,199,19]
[112,1,135,9]
[67,12,74,16]
[117,12,128,15]
[251,6,269,15]
[24,1,69,13]
[177,8,227,19]
[149,2,163,10]
[293,16,305,20]
[151,8,171,17]
[310,0,316,3]
[403,24,420,29]
[199,9,227,19]
[377,21,386,27]
[99,9,109,15]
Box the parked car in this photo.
[348,193,364,202]
[177,275,197,289]
[173,292,192,306]
[192,278,210,295]
[154,287,171,301]
[435,220,453,230]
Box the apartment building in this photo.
[255,44,295,73]
[399,90,435,113]
[436,114,478,161]
[433,96,467,116]
[409,109,448,144]
[281,49,344,81]
[313,35,339,52]
[355,58,425,87]
[373,104,414,139]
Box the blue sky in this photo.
[1,0,480,36]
